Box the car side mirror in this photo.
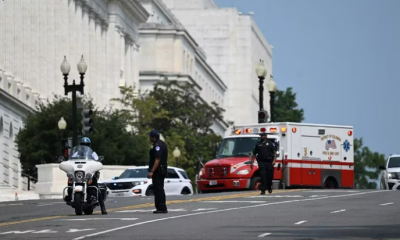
[378,165,386,170]
[112,176,119,180]
[98,156,104,162]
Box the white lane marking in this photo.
[247,195,303,198]
[33,229,58,233]
[331,209,346,213]
[0,230,36,234]
[258,232,271,237]
[72,190,385,240]
[67,229,95,233]
[380,202,393,206]
[309,195,328,198]
[203,201,266,203]
[295,221,307,225]
[193,208,217,211]
[169,209,186,212]
[59,218,138,221]
[37,202,64,207]
[0,203,23,207]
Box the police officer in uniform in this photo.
[147,130,168,213]
[250,132,277,194]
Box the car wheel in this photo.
[181,187,191,195]
[146,187,154,196]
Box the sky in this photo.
[214,0,400,159]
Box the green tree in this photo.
[115,80,226,181]
[15,95,146,179]
[353,138,386,189]
[273,87,304,122]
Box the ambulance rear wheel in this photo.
[323,177,338,189]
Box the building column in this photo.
[5,0,15,77]
[88,10,97,100]
[0,0,4,72]
[82,3,90,98]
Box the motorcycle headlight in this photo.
[236,169,250,175]
[75,171,85,182]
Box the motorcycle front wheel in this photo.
[74,193,83,215]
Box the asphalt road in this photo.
[0,189,398,240]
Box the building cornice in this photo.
[119,0,150,24]
[139,27,227,91]
[0,88,35,117]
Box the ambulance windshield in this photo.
[217,137,260,158]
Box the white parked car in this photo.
[100,166,193,197]
[379,154,400,190]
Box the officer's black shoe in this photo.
[101,208,107,215]
[268,189,272,194]
[153,210,168,214]
[260,191,265,195]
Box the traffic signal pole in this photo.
[63,74,85,148]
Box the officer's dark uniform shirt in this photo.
[149,139,168,171]
[252,139,276,162]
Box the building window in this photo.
[9,122,13,139]
[186,54,189,73]
[183,50,186,71]
[0,116,3,136]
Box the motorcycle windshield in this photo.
[70,145,95,160]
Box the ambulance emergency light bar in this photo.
[234,127,353,136]
[234,127,290,135]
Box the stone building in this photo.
[161,0,274,130]
[138,0,228,135]
[0,0,149,192]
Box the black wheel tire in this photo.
[181,187,191,195]
[146,187,154,196]
[323,178,338,189]
[74,193,83,215]
[250,176,261,190]
[84,207,93,215]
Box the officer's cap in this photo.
[259,132,267,136]
[147,129,160,137]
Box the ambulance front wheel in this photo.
[250,176,261,190]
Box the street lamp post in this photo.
[60,55,88,147]
[58,117,67,158]
[173,147,181,168]
[255,60,267,111]
[267,75,277,123]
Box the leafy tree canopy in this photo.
[273,87,304,122]
[353,138,386,189]
[15,95,148,180]
[114,80,226,180]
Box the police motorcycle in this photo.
[58,145,106,215]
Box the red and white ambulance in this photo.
[196,122,354,192]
